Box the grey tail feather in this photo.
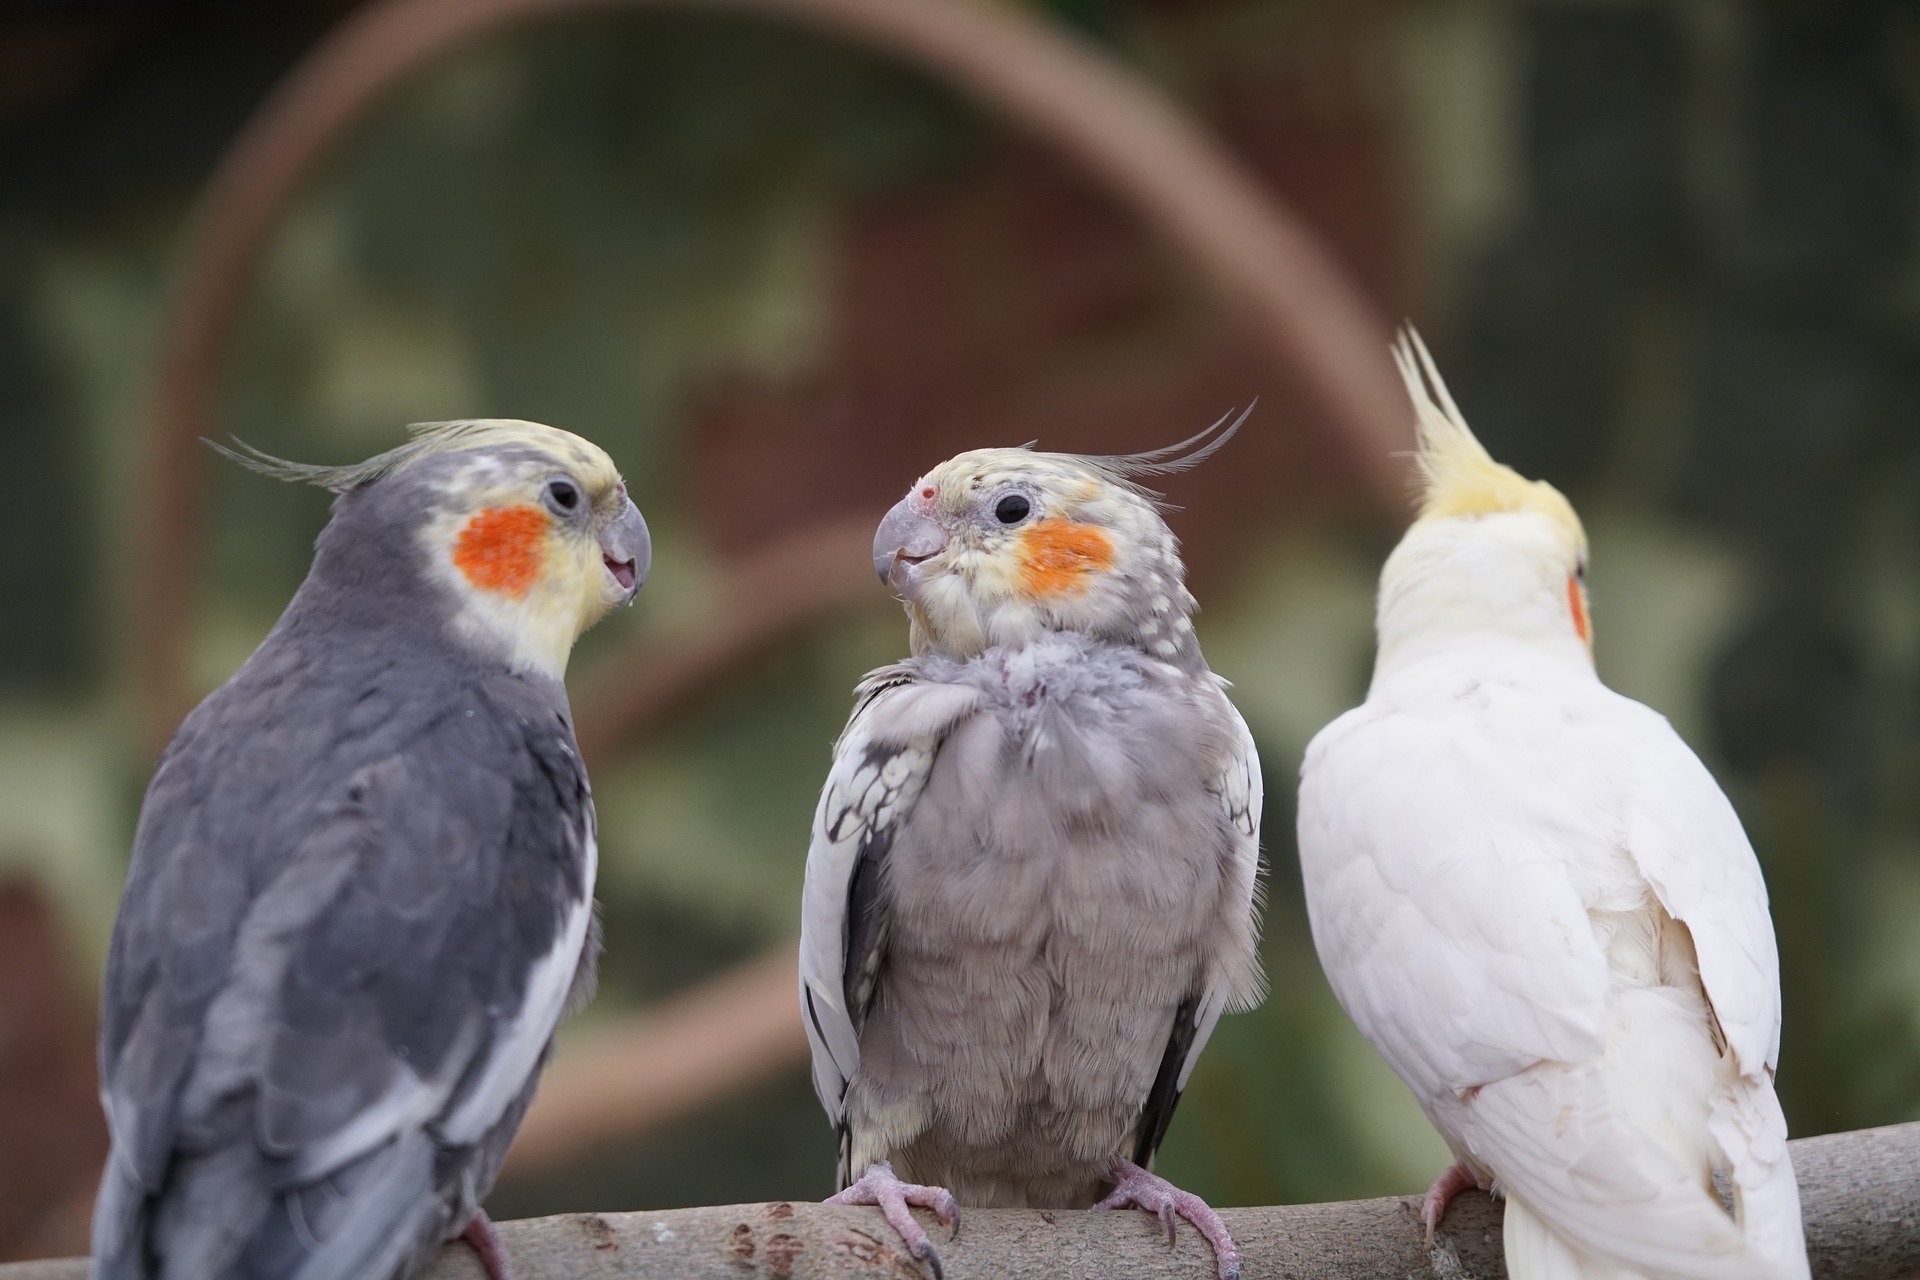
[281,1130,441,1280]
[87,1156,149,1280]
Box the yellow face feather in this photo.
[881,447,1199,664]
[874,409,1245,663]
[218,418,648,679]
[413,422,639,679]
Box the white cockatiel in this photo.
[1296,333,1809,1280]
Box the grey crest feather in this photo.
[1057,401,1256,502]
[204,419,549,493]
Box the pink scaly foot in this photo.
[1092,1158,1241,1280]
[1420,1159,1492,1244]
[460,1209,516,1280]
[826,1160,959,1280]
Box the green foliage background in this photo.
[3,0,1917,1230]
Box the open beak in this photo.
[599,498,651,606]
[873,498,948,596]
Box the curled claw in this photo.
[1156,1197,1179,1246]
[1420,1159,1491,1245]
[827,1161,959,1280]
[460,1210,517,1280]
[1093,1158,1242,1280]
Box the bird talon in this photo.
[1099,1160,1240,1280]
[829,1162,957,1280]
[1420,1160,1486,1246]
[460,1210,517,1280]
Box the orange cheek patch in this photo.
[1017,519,1115,598]
[453,505,550,598]
[1568,575,1590,644]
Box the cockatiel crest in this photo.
[1378,333,1592,671]
[872,406,1249,667]
[1402,334,1581,535]
[218,418,649,679]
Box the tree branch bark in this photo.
[12,1123,1915,1279]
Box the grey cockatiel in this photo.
[92,421,650,1280]
[798,414,1265,1280]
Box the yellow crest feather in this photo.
[1393,328,1583,539]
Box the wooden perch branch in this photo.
[10,1123,1916,1279]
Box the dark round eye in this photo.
[994,494,1031,524]
[1575,556,1588,582]
[544,478,581,514]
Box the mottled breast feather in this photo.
[799,632,1263,1205]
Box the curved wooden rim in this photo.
[134,0,1410,751]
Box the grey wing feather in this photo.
[1131,699,1264,1163]
[797,666,984,1174]
[92,661,595,1280]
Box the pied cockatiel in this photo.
[92,421,649,1280]
[799,415,1265,1280]
[1297,334,1809,1280]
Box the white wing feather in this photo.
[797,670,985,1123]
[1299,647,1805,1280]
[1179,702,1265,1091]
[1299,693,1610,1102]
[1612,701,1781,1075]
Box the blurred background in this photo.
[3,0,1919,1262]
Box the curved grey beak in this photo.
[599,498,651,606]
[873,498,948,592]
